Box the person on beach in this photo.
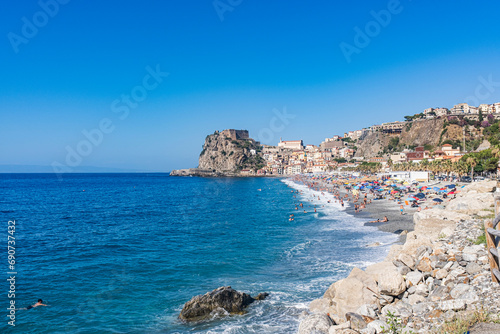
[400,205,404,215]
[382,216,388,222]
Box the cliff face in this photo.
[355,118,469,157]
[354,131,389,158]
[398,118,445,146]
[198,130,264,173]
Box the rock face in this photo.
[179,286,268,321]
[355,118,469,158]
[197,129,264,174]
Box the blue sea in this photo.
[0,174,398,333]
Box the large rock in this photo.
[178,286,267,321]
[446,193,494,214]
[461,180,496,193]
[324,268,378,319]
[310,298,331,313]
[365,262,406,296]
[298,313,334,334]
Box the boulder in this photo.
[405,271,424,286]
[178,286,267,321]
[365,262,406,296]
[461,180,496,193]
[298,313,334,334]
[397,253,415,269]
[346,312,367,331]
[325,268,378,319]
[310,298,331,314]
[446,193,494,214]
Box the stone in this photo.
[460,290,480,303]
[346,312,367,331]
[367,320,387,334]
[330,329,358,334]
[435,269,448,279]
[356,304,377,319]
[407,285,417,294]
[325,268,379,319]
[178,286,267,321]
[416,246,433,260]
[462,253,478,262]
[398,253,415,269]
[434,261,447,269]
[309,298,331,313]
[405,271,424,286]
[414,284,428,297]
[416,257,433,272]
[359,327,376,334]
[450,284,470,299]
[428,285,450,301]
[328,322,350,333]
[365,262,406,296]
[411,302,434,314]
[449,268,465,278]
[398,266,411,276]
[465,262,482,275]
[298,313,334,334]
[407,294,426,305]
[437,299,466,311]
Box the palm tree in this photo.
[466,157,477,179]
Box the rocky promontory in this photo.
[299,181,500,334]
[170,129,266,177]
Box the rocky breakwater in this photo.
[298,180,500,334]
[179,286,268,322]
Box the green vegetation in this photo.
[434,307,500,334]
[381,311,411,334]
[333,158,347,163]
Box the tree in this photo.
[466,157,477,178]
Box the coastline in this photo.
[298,179,500,334]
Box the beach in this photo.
[297,178,500,334]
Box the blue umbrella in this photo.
[433,198,443,202]
[433,187,440,191]
[406,197,416,201]
[415,193,425,198]
[446,184,456,189]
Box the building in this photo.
[378,171,430,182]
[441,144,460,156]
[406,146,430,163]
[278,138,304,150]
[390,152,407,164]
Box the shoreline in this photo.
[298,179,500,334]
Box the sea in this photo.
[0,173,398,334]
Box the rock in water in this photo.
[179,286,267,321]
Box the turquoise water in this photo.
[0,174,397,333]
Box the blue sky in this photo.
[1,0,500,172]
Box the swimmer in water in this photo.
[18,299,48,310]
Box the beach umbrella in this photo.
[406,197,416,201]
[433,198,443,203]
[447,184,456,189]
[433,187,440,191]
[415,193,425,199]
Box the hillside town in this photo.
[249,102,500,177]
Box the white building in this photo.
[278,138,304,150]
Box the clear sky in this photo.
[1,0,500,172]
